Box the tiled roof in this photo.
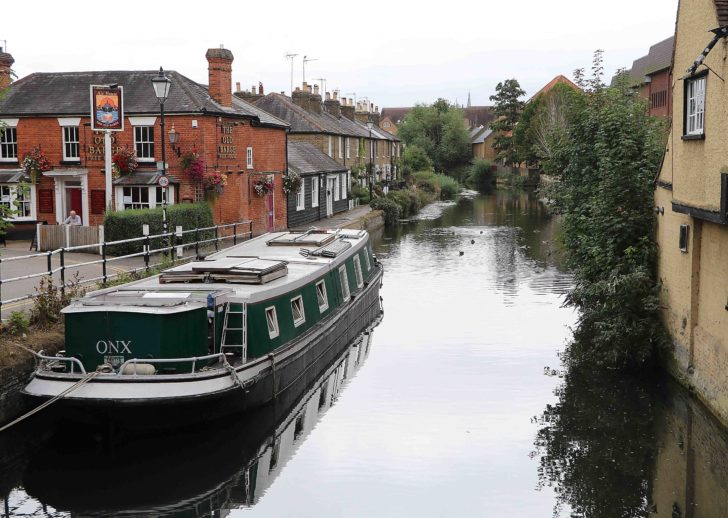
[629,37,674,83]
[471,127,493,144]
[254,93,368,137]
[0,70,288,128]
[529,75,580,101]
[113,171,180,185]
[380,107,411,125]
[463,106,495,127]
[716,0,728,26]
[288,141,347,176]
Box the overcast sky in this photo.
[3,0,678,108]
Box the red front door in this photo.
[67,188,83,223]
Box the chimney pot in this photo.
[342,97,347,104]
[314,84,319,95]
[235,82,241,92]
[325,92,331,100]
[302,81,308,92]
[333,91,338,101]
[259,82,264,95]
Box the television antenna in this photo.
[302,55,318,84]
[285,53,298,95]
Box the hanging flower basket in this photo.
[22,147,51,183]
[181,151,205,183]
[203,171,227,197]
[282,172,302,194]
[111,147,139,178]
[253,177,275,197]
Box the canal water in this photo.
[3,189,728,517]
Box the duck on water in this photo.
[22,228,383,430]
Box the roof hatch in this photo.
[160,258,288,285]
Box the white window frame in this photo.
[0,184,36,220]
[247,147,254,169]
[0,126,18,162]
[315,280,329,313]
[356,138,360,158]
[116,185,175,211]
[363,249,371,271]
[62,126,80,161]
[353,255,363,288]
[291,295,306,327]
[346,137,350,159]
[265,306,279,339]
[339,265,350,301]
[134,126,155,162]
[338,136,343,159]
[334,175,340,201]
[342,173,347,199]
[296,180,305,211]
[328,136,333,157]
[686,76,706,136]
[311,176,319,207]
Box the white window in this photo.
[118,185,175,211]
[362,249,371,271]
[338,136,343,159]
[686,76,706,136]
[62,126,80,161]
[346,138,350,159]
[0,127,18,162]
[247,147,253,169]
[265,306,279,339]
[0,184,34,220]
[296,180,305,211]
[291,295,306,327]
[353,255,363,288]
[315,280,329,312]
[334,175,340,201]
[134,126,155,161]
[328,136,333,157]
[342,173,347,199]
[311,176,319,207]
[339,265,350,301]
[356,138,360,158]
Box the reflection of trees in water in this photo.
[533,364,658,518]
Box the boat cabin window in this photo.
[339,265,350,301]
[353,256,364,289]
[362,249,371,271]
[291,295,306,327]
[265,306,279,339]
[315,280,329,313]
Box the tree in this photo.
[398,99,471,174]
[543,52,668,369]
[400,144,433,176]
[489,78,526,166]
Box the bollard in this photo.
[233,223,237,246]
[144,235,150,272]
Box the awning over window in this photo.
[113,172,180,186]
[0,169,29,184]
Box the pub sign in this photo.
[90,85,124,131]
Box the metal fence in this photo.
[0,220,254,317]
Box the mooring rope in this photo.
[0,371,100,433]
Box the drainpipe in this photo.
[285,128,289,229]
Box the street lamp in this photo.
[151,67,172,247]
[366,120,373,200]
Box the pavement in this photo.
[291,204,373,231]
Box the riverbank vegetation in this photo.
[540,51,668,370]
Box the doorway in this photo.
[65,187,83,223]
[326,178,335,217]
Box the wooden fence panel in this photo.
[38,225,102,253]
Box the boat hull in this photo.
[23,267,383,431]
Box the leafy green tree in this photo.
[398,99,471,173]
[489,78,526,166]
[544,52,668,369]
[401,144,433,176]
[512,95,543,167]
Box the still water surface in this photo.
[3,190,728,517]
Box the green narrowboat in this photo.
[22,228,383,429]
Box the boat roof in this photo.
[64,228,370,314]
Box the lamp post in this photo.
[151,67,172,247]
[366,120,373,200]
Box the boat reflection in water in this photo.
[18,319,380,517]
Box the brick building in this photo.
[618,36,674,118]
[0,47,289,234]
[251,86,400,224]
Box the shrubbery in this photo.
[386,189,432,219]
[465,159,495,192]
[351,185,370,204]
[370,197,401,226]
[104,203,214,255]
[411,171,461,200]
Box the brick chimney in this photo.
[0,47,15,90]
[324,91,341,117]
[258,82,264,95]
[310,88,322,115]
[341,97,355,120]
[233,82,264,103]
[206,46,234,107]
[292,83,312,111]
[355,101,370,124]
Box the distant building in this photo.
[380,105,495,135]
[617,36,674,117]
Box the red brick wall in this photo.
[2,114,287,232]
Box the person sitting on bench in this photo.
[63,210,82,225]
